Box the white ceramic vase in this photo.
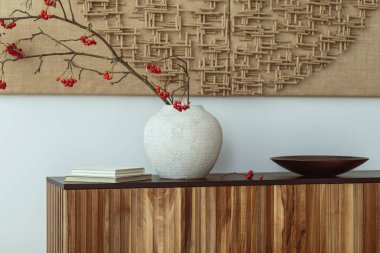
[144,105,223,179]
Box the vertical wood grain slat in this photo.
[353,184,363,253]
[47,184,51,253]
[67,190,76,253]
[306,184,320,253]
[97,190,105,253]
[155,188,165,253]
[79,190,87,253]
[237,186,247,253]
[91,190,99,253]
[296,185,306,253]
[216,187,231,253]
[273,185,284,252]
[165,188,175,253]
[103,190,110,253]
[363,183,378,253]
[110,190,121,253]
[228,186,238,253]
[377,183,380,253]
[320,185,332,253]
[246,185,254,253]
[266,185,274,253]
[331,184,340,253]
[173,188,183,253]
[207,187,217,253]
[142,188,153,253]
[190,187,201,253]
[200,187,207,253]
[259,186,268,252]
[340,184,354,253]
[83,191,95,253]
[120,189,131,253]
[62,189,68,253]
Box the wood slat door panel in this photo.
[47,183,380,253]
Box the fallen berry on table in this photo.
[246,170,254,180]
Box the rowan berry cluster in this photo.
[155,86,170,99]
[103,71,113,80]
[80,36,97,46]
[173,100,190,112]
[0,80,7,90]
[39,10,52,20]
[56,77,77,87]
[146,63,161,74]
[43,0,58,7]
[0,20,16,29]
[6,43,23,58]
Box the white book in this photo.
[71,167,144,178]
[65,174,152,183]
[71,172,145,178]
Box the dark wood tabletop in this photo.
[47,170,380,190]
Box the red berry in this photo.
[246,174,253,180]
[151,64,156,69]
[0,20,17,29]
[146,64,151,70]
[56,77,60,81]
[39,9,52,20]
[80,36,96,46]
[259,175,264,180]
[0,80,7,90]
[156,68,161,74]
[6,43,24,58]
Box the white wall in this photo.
[0,96,379,253]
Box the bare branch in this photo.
[68,59,103,77]
[21,0,33,11]
[34,56,43,74]
[9,9,32,18]
[57,1,68,20]
[66,0,76,21]
[111,73,130,85]
[17,31,43,43]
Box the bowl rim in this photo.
[271,155,369,162]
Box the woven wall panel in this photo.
[1,0,379,96]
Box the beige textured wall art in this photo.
[0,0,379,96]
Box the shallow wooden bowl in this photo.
[271,156,369,178]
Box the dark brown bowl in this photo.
[271,156,369,178]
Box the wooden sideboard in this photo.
[47,171,380,253]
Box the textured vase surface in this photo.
[144,105,223,179]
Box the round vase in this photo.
[144,105,223,179]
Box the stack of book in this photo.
[65,167,152,183]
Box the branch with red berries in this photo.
[0,0,191,111]
[145,56,191,111]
